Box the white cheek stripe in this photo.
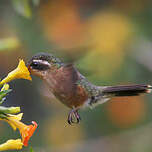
[33,60,50,66]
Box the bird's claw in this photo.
[68,109,81,125]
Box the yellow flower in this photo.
[0,59,32,85]
[0,139,23,151]
[5,113,23,130]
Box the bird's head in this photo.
[27,52,62,78]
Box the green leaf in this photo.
[12,0,32,18]
[0,98,6,105]
[0,113,7,119]
[0,89,12,96]
[0,106,20,114]
[0,89,12,103]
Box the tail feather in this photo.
[102,84,152,97]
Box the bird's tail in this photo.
[102,84,152,97]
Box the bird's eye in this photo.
[30,61,49,71]
[31,61,39,67]
[31,62,39,67]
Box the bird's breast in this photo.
[44,66,89,108]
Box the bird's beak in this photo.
[27,65,36,75]
[26,61,33,74]
[27,65,32,73]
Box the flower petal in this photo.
[6,113,23,130]
[22,121,38,146]
[0,59,32,85]
[0,139,23,151]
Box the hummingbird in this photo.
[27,52,152,124]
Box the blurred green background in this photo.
[1,0,152,151]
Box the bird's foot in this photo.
[68,109,81,125]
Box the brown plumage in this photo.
[44,64,88,108]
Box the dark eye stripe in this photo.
[30,61,50,71]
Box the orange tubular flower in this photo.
[21,121,38,146]
[7,116,38,146]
